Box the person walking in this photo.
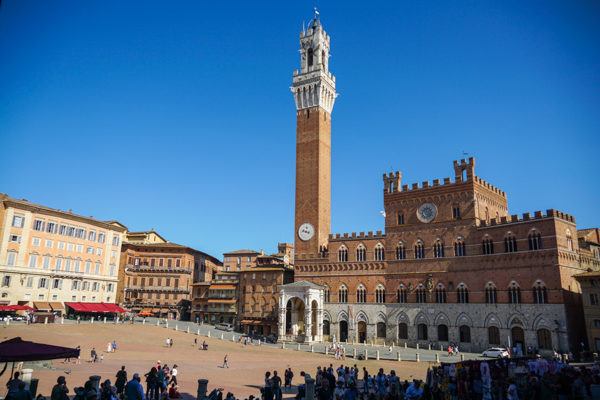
[125,374,145,400]
[115,366,128,396]
[169,365,178,386]
[222,354,229,368]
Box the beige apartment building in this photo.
[0,194,126,312]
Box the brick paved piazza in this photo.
[4,323,430,398]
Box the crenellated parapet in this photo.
[473,176,506,197]
[479,209,576,227]
[328,230,386,242]
[382,171,402,193]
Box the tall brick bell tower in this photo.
[292,16,337,260]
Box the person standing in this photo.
[144,367,158,400]
[91,348,98,363]
[222,354,229,368]
[271,371,282,400]
[115,366,128,396]
[50,376,69,400]
[125,374,145,400]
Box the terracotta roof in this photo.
[1,194,127,232]
[223,249,260,255]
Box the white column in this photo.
[316,308,324,343]
[305,307,312,343]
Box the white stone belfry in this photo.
[291,17,337,114]
[278,281,324,343]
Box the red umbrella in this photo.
[0,337,80,362]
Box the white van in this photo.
[215,323,234,332]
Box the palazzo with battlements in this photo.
[278,16,597,353]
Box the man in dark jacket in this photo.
[125,374,145,400]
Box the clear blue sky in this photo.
[1,1,599,258]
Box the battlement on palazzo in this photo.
[328,230,386,241]
[382,157,506,197]
[479,209,576,227]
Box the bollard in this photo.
[231,336,235,342]
[143,319,146,325]
[157,320,160,326]
[207,331,211,338]
[371,340,374,347]
[460,354,465,361]
[416,353,420,362]
[103,317,107,324]
[440,344,443,351]
[325,346,328,355]
[364,350,368,361]
[220,333,224,340]
[311,345,314,353]
[397,352,401,362]
[187,326,190,334]
[435,353,440,363]
[258,339,261,346]
[176,325,179,331]
[305,378,315,400]
[61,317,64,324]
[44,317,48,324]
[297,343,301,351]
[376,350,380,360]
[404,343,407,349]
[197,329,200,336]
[282,342,286,349]
[91,317,94,324]
[197,379,208,400]
[428,344,431,351]
[416,343,419,350]
[5,319,8,326]
[353,348,357,358]
[89,376,101,393]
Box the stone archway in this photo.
[285,297,305,337]
[278,281,325,343]
[339,320,348,342]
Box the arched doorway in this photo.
[417,324,428,340]
[398,323,408,340]
[511,326,525,354]
[285,297,305,336]
[376,322,386,339]
[339,320,348,342]
[323,320,330,336]
[358,321,367,343]
[437,325,448,342]
[537,329,552,350]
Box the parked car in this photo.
[215,323,234,332]
[482,347,510,358]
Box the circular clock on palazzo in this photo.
[417,203,438,223]
[298,223,315,241]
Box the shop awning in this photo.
[65,302,126,313]
[240,320,253,324]
[0,305,33,312]
[49,302,64,311]
[33,302,52,311]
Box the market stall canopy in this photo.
[0,337,80,362]
[33,302,52,311]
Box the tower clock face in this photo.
[417,203,437,223]
[298,223,315,241]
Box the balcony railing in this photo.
[126,264,191,274]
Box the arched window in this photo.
[324,286,330,303]
[396,242,406,260]
[504,233,518,253]
[437,324,449,342]
[435,284,447,304]
[533,281,548,304]
[488,326,500,345]
[459,325,471,343]
[374,243,385,261]
[398,323,408,339]
[508,282,521,304]
[528,230,542,250]
[356,284,367,303]
[457,283,469,304]
[397,285,407,303]
[338,285,348,303]
[375,284,386,303]
[307,48,314,66]
[356,244,366,262]
[482,236,494,255]
[416,285,427,303]
[338,245,348,262]
[323,320,330,336]
[537,329,552,350]
[566,229,574,251]
[433,239,444,258]
[485,283,497,304]
[414,240,425,259]
[376,322,386,338]
[417,324,428,340]
[454,237,466,257]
